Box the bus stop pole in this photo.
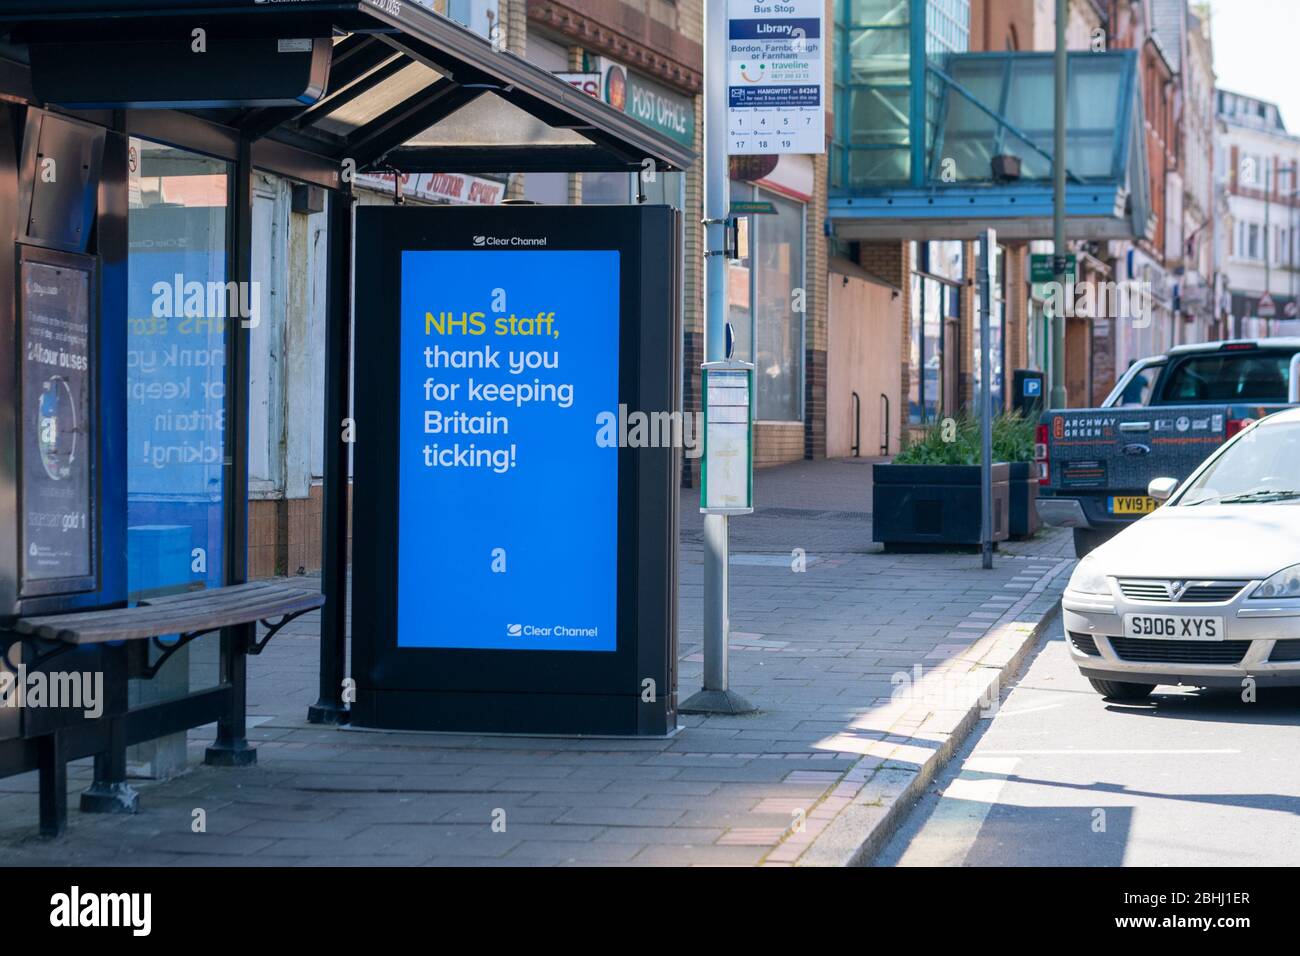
[681,0,754,715]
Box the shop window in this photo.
[726,185,806,422]
[754,193,805,421]
[909,242,960,424]
[971,243,1005,416]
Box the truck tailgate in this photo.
[1044,407,1230,494]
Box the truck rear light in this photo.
[1220,342,1256,351]
[1226,418,1254,439]
[1035,424,1050,484]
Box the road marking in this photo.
[896,758,1020,867]
[989,703,1063,718]
[979,748,1240,755]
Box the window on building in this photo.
[971,243,1005,416]
[837,0,915,188]
[647,0,677,30]
[727,184,806,422]
[909,242,961,424]
[753,193,806,421]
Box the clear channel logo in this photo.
[507,623,599,639]
[471,235,548,248]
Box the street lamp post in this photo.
[1050,0,1068,409]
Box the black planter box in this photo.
[1008,461,1041,540]
[873,463,1011,550]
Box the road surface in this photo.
[875,627,1300,866]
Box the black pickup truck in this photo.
[1036,338,1300,557]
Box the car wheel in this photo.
[1088,678,1156,700]
[1073,528,1113,558]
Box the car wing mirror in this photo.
[1289,354,1300,404]
[1148,477,1178,503]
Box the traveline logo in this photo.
[50,886,151,937]
[472,235,548,248]
[508,623,600,639]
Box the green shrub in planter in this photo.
[880,411,1040,548]
[991,411,1036,464]
[894,412,1034,466]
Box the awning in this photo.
[0,0,695,179]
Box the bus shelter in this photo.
[0,0,692,835]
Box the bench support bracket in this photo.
[205,622,257,767]
[37,732,68,838]
[80,662,139,817]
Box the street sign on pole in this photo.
[726,0,826,156]
[1258,292,1277,318]
[1030,252,1074,284]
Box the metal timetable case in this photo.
[700,360,755,515]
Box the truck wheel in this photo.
[1088,678,1155,700]
[1073,528,1113,558]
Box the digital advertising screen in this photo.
[395,248,621,652]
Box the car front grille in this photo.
[1117,580,1248,604]
[1069,633,1100,656]
[1109,637,1251,665]
[1269,640,1300,662]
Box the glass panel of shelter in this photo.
[126,139,232,696]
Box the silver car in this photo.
[1063,408,1300,699]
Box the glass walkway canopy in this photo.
[830,43,1153,241]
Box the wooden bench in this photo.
[16,581,325,646]
[2,581,324,836]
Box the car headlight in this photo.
[1068,556,1111,596]
[1253,564,1300,600]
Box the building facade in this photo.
[1178,2,1220,344]
[1217,89,1300,338]
[830,0,1145,445]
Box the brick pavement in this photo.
[0,458,1072,866]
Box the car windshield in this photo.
[1179,421,1300,506]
